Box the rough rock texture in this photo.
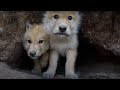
[0,62,41,79]
[81,11,120,56]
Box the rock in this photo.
[81,11,120,56]
[0,62,41,79]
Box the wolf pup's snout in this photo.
[30,52,36,57]
[59,26,67,33]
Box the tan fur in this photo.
[47,11,79,20]
[25,25,49,47]
[23,23,49,75]
[42,11,82,79]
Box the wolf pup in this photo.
[42,11,82,79]
[22,21,49,74]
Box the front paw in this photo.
[31,68,41,75]
[65,73,78,79]
[42,71,55,79]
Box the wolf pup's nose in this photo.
[59,26,67,33]
[30,52,36,57]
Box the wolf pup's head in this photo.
[43,11,82,38]
[22,21,49,59]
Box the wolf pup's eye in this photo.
[39,40,43,43]
[28,40,31,43]
[53,15,59,19]
[68,16,73,20]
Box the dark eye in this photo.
[28,40,31,43]
[39,40,43,43]
[53,15,59,19]
[68,16,73,20]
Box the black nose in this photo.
[59,26,67,32]
[30,52,36,57]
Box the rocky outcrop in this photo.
[81,11,120,56]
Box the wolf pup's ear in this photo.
[25,19,31,31]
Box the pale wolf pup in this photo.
[42,11,82,79]
[22,21,49,74]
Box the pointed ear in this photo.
[25,19,31,31]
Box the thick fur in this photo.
[42,11,82,79]
[22,22,49,74]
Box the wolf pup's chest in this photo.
[50,40,78,56]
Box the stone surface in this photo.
[81,11,120,56]
[0,62,41,79]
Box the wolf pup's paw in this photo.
[31,68,41,75]
[65,73,78,79]
[42,71,55,79]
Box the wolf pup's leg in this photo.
[65,49,78,79]
[40,50,49,68]
[42,50,59,79]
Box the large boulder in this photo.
[81,11,120,56]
